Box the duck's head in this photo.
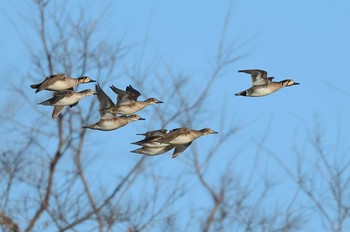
[200,128,218,135]
[79,76,96,83]
[128,114,146,121]
[281,79,300,87]
[145,98,164,104]
[80,89,96,96]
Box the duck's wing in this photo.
[131,136,157,146]
[238,69,270,86]
[158,128,188,143]
[137,129,167,138]
[169,127,183,133]
[110,85,137,105]
[52,106,65,119]
[53,89,73,96]
[48,73,67,80]
[69,101,79,108]
[31,74,68,92]
[30,76,50,88]
[172,142,192,158]
[96,84,115,119]
[39,95,65,106]
[126,85,141,100]
[40,90,73,105]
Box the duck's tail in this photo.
[234,90,247,96]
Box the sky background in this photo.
[1,0,350,231]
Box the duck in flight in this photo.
[235,69,299,97]
[139,127,218,158]
[30,74,96,93]
[38,89,96,119]
[82,84,145,131]
[101,85,163,115]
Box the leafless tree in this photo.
[1,1,182,231]
[268,115,350,232]
[1,1,305,232]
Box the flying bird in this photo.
[132,127,218,158]
[38,89,96,119]
[30,74,96,93]
[235,69,299,97]
[82,84,145,131]
[101,85,163,115]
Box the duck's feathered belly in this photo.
[115,103,146,114]
[248,86,279,97]
[99,119,126,130]
[55,96,81,105]
[47,80,74,91]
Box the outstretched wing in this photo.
[31,74,68,92]
[39,91,68,105]
[238,69,270,86]
[157,128,189,143]
[137,129,167,138]
[48,73,67,80]
[126,85,141,100]
[96,84,115,119]
[109,84,142,105]
[53,90,73,96]
[172,142,192,158]
[52,106,65,119]
[110,85,138,105]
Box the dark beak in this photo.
[157,100,164,104]
[212,131,219,134]
[138,117,146,120]
[293,82,300,85]
[89,79,97,83]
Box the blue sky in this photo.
[1,0,350,231]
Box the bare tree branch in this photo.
[0,211,19,232]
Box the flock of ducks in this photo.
[30,70,299,158]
